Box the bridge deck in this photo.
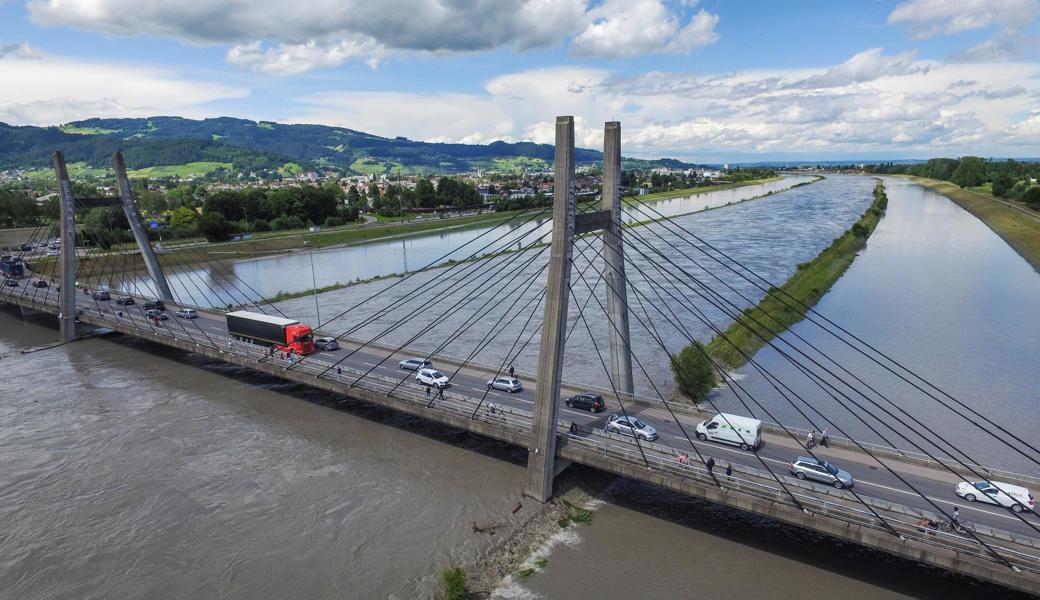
[4,284,1039,594]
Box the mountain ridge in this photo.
[0,116,701,176]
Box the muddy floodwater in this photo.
[2,174,1037,598]
[0,311,533,599]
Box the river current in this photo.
[2,175,1037,598]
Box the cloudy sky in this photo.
[1,0,1038,160]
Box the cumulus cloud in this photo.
[570,0,719,58]
[0,42,40,59]
[27,0,719,74]
[286,49,1040,159]
[792,48,927,89]
[889,0,1040,61]
[227,37,386,75]
[0,46,248,125]
[887,0,1039,38]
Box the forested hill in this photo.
[0,116,697,175]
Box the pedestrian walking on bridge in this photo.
[706,456,715,475]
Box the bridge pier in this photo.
[525,116,577,503]
[53,151,78,343]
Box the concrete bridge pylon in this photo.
[525,117,634,502]
[49,150,175,342]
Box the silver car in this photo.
[175,308,198,319]
[487,377,522,393]
[314,336,339,351]
[606,413,658,441]
[399,357,432,371]
[790,456,854,489]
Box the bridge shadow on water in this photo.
[73,329,1038,599]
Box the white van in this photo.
[695,413,762,450]
[955,480,1035,513]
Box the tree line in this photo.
[868,157,1040,208]
[368,177,483,217]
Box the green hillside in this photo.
[0,116,701,177]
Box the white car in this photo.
[175,308,198,319]
[955,480,1035,513]
[416,368,450,389]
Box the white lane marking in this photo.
[666,436,1027,524]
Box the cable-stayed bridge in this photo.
[2,118,1039,594]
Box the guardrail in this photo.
[342,335,1040,488]
[6,289,1040,576]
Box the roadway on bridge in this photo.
[7,281,1040,541]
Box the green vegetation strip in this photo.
[440,567,468,600]
[906,176,1040,274]
[703,179,888,370]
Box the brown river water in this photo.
[1,311,1028,599]
[2,176,1035,599]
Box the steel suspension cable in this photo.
[622,194,1040,466]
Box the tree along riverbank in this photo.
[903,176,1040,274]
[701,179,888,371]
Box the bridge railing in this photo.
[17,294,1040,574]
[329,330,1040,487]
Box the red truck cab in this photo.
[283,323,315,355]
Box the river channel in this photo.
[3,175,1036,598]
[125,177,811,305]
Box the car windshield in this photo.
[299,333,313,342]
[824,462,838,475]
[431,371,444,378]
[633,420,646,429]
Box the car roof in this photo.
[973,481,1032,495]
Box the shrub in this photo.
[850,223,868,237]
[440,567,467,600]
[1023,187,1040,209]
[323,216,345,227]
[270,215,305,230]
[670,342,716,404]
[198,212,237,242]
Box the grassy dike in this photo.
[904,176,1040,274]
[703,179,888,369]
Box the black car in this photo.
[565,392,606,413]
[143,300,166,311]
[31,279,49,288]
[3,278,18,287]
[116,296,135,306]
